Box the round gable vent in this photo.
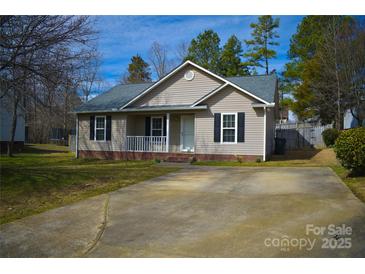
[184,70,195,81]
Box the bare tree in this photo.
[149,42,172,79]
[175,41,189,63]
[0,16,96,155]
[79,49,103,102]
[310,17,365,129]
[340,20,365,126]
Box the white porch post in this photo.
[263,107,267,162]
[166,113,170,152]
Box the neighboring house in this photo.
[344,109,365,129]
[0,95,25,153]
[74,61,278,161]
[278,106,289,124]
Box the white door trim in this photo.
[180,114,195,152]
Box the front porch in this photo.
[126,113,195,153]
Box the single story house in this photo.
[74,61,278,161]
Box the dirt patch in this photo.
[310,148,339,165]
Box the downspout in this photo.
[75,114,79,158]
[166,113,170,152]
[263,107,267,162]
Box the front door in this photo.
[181,115,195,152]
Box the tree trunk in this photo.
[264,33,269,75]
[7,97,19,157]
[332,17,342,130]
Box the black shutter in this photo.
[238,112,245,142]
[163,116,167,136]
[106,115,112,141]
[214,113,221,142]
[145,117,151,136]
[90,115,95,140]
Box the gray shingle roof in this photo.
[74,82,153,112]
[74,74,277,113]
[226,74,277,103]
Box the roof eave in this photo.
[119,60,270,109]
[73,105,207,114]
[252,103,275,108]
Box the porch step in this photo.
[165,156,192,163]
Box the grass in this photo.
[194,148,365,203]
[331,165,365,203]
[0,144,179,224]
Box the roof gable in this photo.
[192,74,277,107]
[128,64,223,107]
[121,60,272,108]
[74,61,277,113]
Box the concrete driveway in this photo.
[1,166,365,257]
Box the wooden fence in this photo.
[275,122,332,150]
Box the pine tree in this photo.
[124,55,152,84]
[220,35,249,77]
[244,15,280,75]
[185,30,221,74]
[284,16,364,128]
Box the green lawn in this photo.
[331,165,365,203]
[0,144,179,224]
[194,148,365,203]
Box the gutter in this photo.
[252,103,275,108]
[263,106,267,162]
[71,105,208,114]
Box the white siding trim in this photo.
[263,107,267,161]
[120,61,195,109]
[166,113,170,152]
[221,113,238,144]
[191,83,229,107]
[94,115,106,142]
[186,61,270,105]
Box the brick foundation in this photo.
[78,150,262,162]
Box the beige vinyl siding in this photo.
[195,86,264,156]
[265,107,275,157]
[78,113,127,151]
[131,64,223,107]
[127,115,145,136]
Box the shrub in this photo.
[334,127,365,175]
[256,157,262,163]
[322,128,340,147]
[154,158,161,163]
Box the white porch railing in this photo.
[126,136,167,152]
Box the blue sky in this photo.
[93,16,304,89]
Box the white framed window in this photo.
[221,113,237,143]
[151,116,163,136]
[95,116,106,141]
